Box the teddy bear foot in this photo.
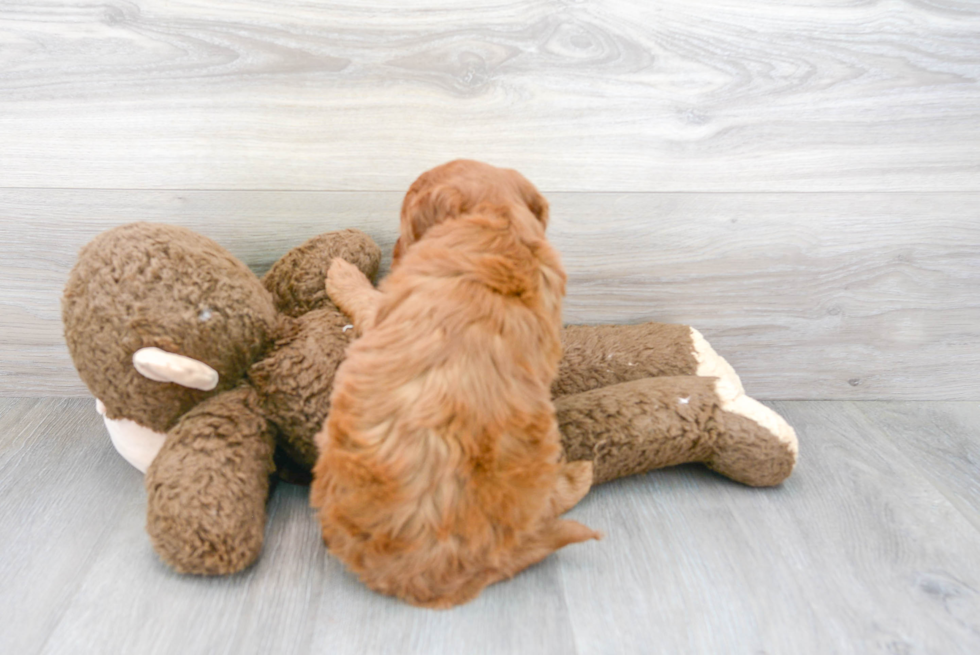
[706,378,798,487]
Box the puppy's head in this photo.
[393,160,549,263]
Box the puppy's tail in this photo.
[404,519,600,609]
[498,518,602,580]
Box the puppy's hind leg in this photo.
[326,258,383,333]
[549,460,594,517]
[485,460,601,585]
[428,463,599,607]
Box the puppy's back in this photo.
[313,208,594,607]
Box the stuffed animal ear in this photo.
[132,347,219,391]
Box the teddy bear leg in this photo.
[556,376,719,485]
[555,376,796,487]
[145,386,276,575]
[555,322,742,397]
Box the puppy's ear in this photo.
[392,236,408,263]
[525,188,549,227]
[513,174,549,227]
[396,179,465,261]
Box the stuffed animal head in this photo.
[63,223,383,473]
[62,223,278,436]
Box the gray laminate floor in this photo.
[1,398,979,654]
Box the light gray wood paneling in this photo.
[3,398,979,654]
[2,189,977,399]
[555,193,980,401]
[0,0,977,191]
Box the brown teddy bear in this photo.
[62,223,796,576]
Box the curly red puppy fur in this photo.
[311,160,599,608]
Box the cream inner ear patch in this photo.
[132,347,219,391]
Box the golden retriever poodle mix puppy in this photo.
[311,160,599,608]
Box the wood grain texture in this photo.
[554,192,980,401]
[2,398,979,654]
[0,398,580,655]
[849,402,980,534]
[562,400,980,654]
[2,189,977,399]
[0,0,978,191]
[0,397,143,655]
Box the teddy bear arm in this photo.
[262,229,382,318]
[249,307,355,477]
[145,386,276,575]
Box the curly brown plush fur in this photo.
[63,177,797,581]
[146,386,275,575]
[553,324,797,487]
[63,223,381,574]
[63,223,278,434]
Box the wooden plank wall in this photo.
[1,0,978,399]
